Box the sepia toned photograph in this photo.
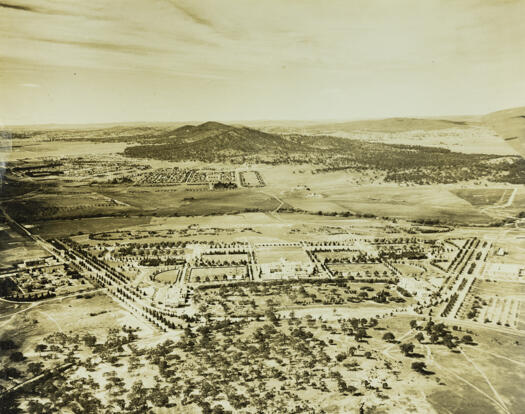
[1,1,524,413]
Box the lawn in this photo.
[154,269,181,283]
[255,246,310,264]
[328,263,390,277]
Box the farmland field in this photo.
[451,188,510,206]
[281,184,493,224]
[30,216,152,238]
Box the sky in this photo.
[0,0,524,125]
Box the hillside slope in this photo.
[296,117,469,134]
[483,107,525,157]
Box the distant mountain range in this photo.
[9,106,525,158]
[246,107,525,158]
[255,117,470,134]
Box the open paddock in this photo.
[488,238,525,264]
[392,263,426,276]
[282,185,493,224]
[176,189,281,216]
[29,193,120,209]
[428,346,525,414]
[280,195,349,214]
[0,300,32,319]
[451,188,510,206]
[0,292,154,365]
[0,242,49,267]
[6,192,134,222]
[473,280,525,297]
[483,262,524,282]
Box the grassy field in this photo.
[451,188,509,206]
[393,263,426,275]
[97,185,282,216]
[0,241,48,267]
[155,269,181,283]
[0,300,32,319]
[474,280,525,298]
[279,184,493,224]
[176,189,281,215]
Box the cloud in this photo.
[0,2,32,11]
[36,37,169,56]
[1,0,524,124]
[166,1,215,29]
[0,0,115,19]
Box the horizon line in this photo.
[2,109,505,129]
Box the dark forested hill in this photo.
[124,122,308,161]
